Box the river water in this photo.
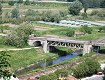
[17,51,81,75]
[52,52,79,65]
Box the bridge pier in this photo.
[42,41,49,53]
[83,44,92,55]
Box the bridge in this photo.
[28,35,105,55]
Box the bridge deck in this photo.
[29,37,105,46]
[29,37,89,44]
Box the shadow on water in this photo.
[49,46,72,56]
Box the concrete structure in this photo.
[28,35,105,55]
[28,35,89,55]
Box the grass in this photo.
[9,48,58,71]
[2,2,69,14]
[73,32,105,40]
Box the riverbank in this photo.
[18,52,97,80]
[8,48,58,72]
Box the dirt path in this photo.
[0,47,39,52]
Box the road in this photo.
[81,75,104,80]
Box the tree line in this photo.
[67,0,105,8]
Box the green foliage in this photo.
[5,31,25,48]
[66,29,75,37]
[17,0,23,4]
[40,75,50,80]
[42,11,61,23]
[68,0,83,15]
[0,25,10,33]
[55,69,69,78]
[79,25,92,34]
[85,59,100,75]
[100,0,105,8]
[48,73,57,80]
[72,59,100,78]
[0,2,2,16]
[25,9,37,17]
[98,26,105,32]
[81,13,88,19]
[5,22,34,48]
[0,51,11,79]
[16,22,34,44]
[11,8,19,18]
[24,0,30,5]
[8,1,15,6]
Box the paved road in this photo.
[81,75,104,80]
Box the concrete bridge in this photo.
[28,35,105,55]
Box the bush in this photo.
[72,59,100,78]
[48,73,57,80]
[42,11,61,23]
[5,22,34,48]
[66,29,75,37]
[40,75,50,80]
[24,0,30,5]
[79,25,92,34]
[8,1,15,6]
[5,31,25,48]
[55,69,69,78]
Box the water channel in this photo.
[17,50,82,75]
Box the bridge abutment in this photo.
[83,44,92,55]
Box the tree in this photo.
[0,51,11,80]
[11,8,19,18]
[16,22,34,44]
[5,31,25,48]
[68,0,83,15]
[0,2,2,16]
[24,0,30,5]
[8,1,15,6]
[100,0,105,8]
[25,9,36,17]
[17,0,23,4]
[5,23,34,48]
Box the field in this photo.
[8,48,58,71]
[2,2,69,14]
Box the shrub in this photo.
[5,31,25,48]
[66,29,75,37]
[55,69,69,78]
[40,75,50,80]
[24,0,30,5]
[79,25,92,34]
[48,73,57,80]
[72,59,100,78]
[8,1,15,6]
[68,0,83,15]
